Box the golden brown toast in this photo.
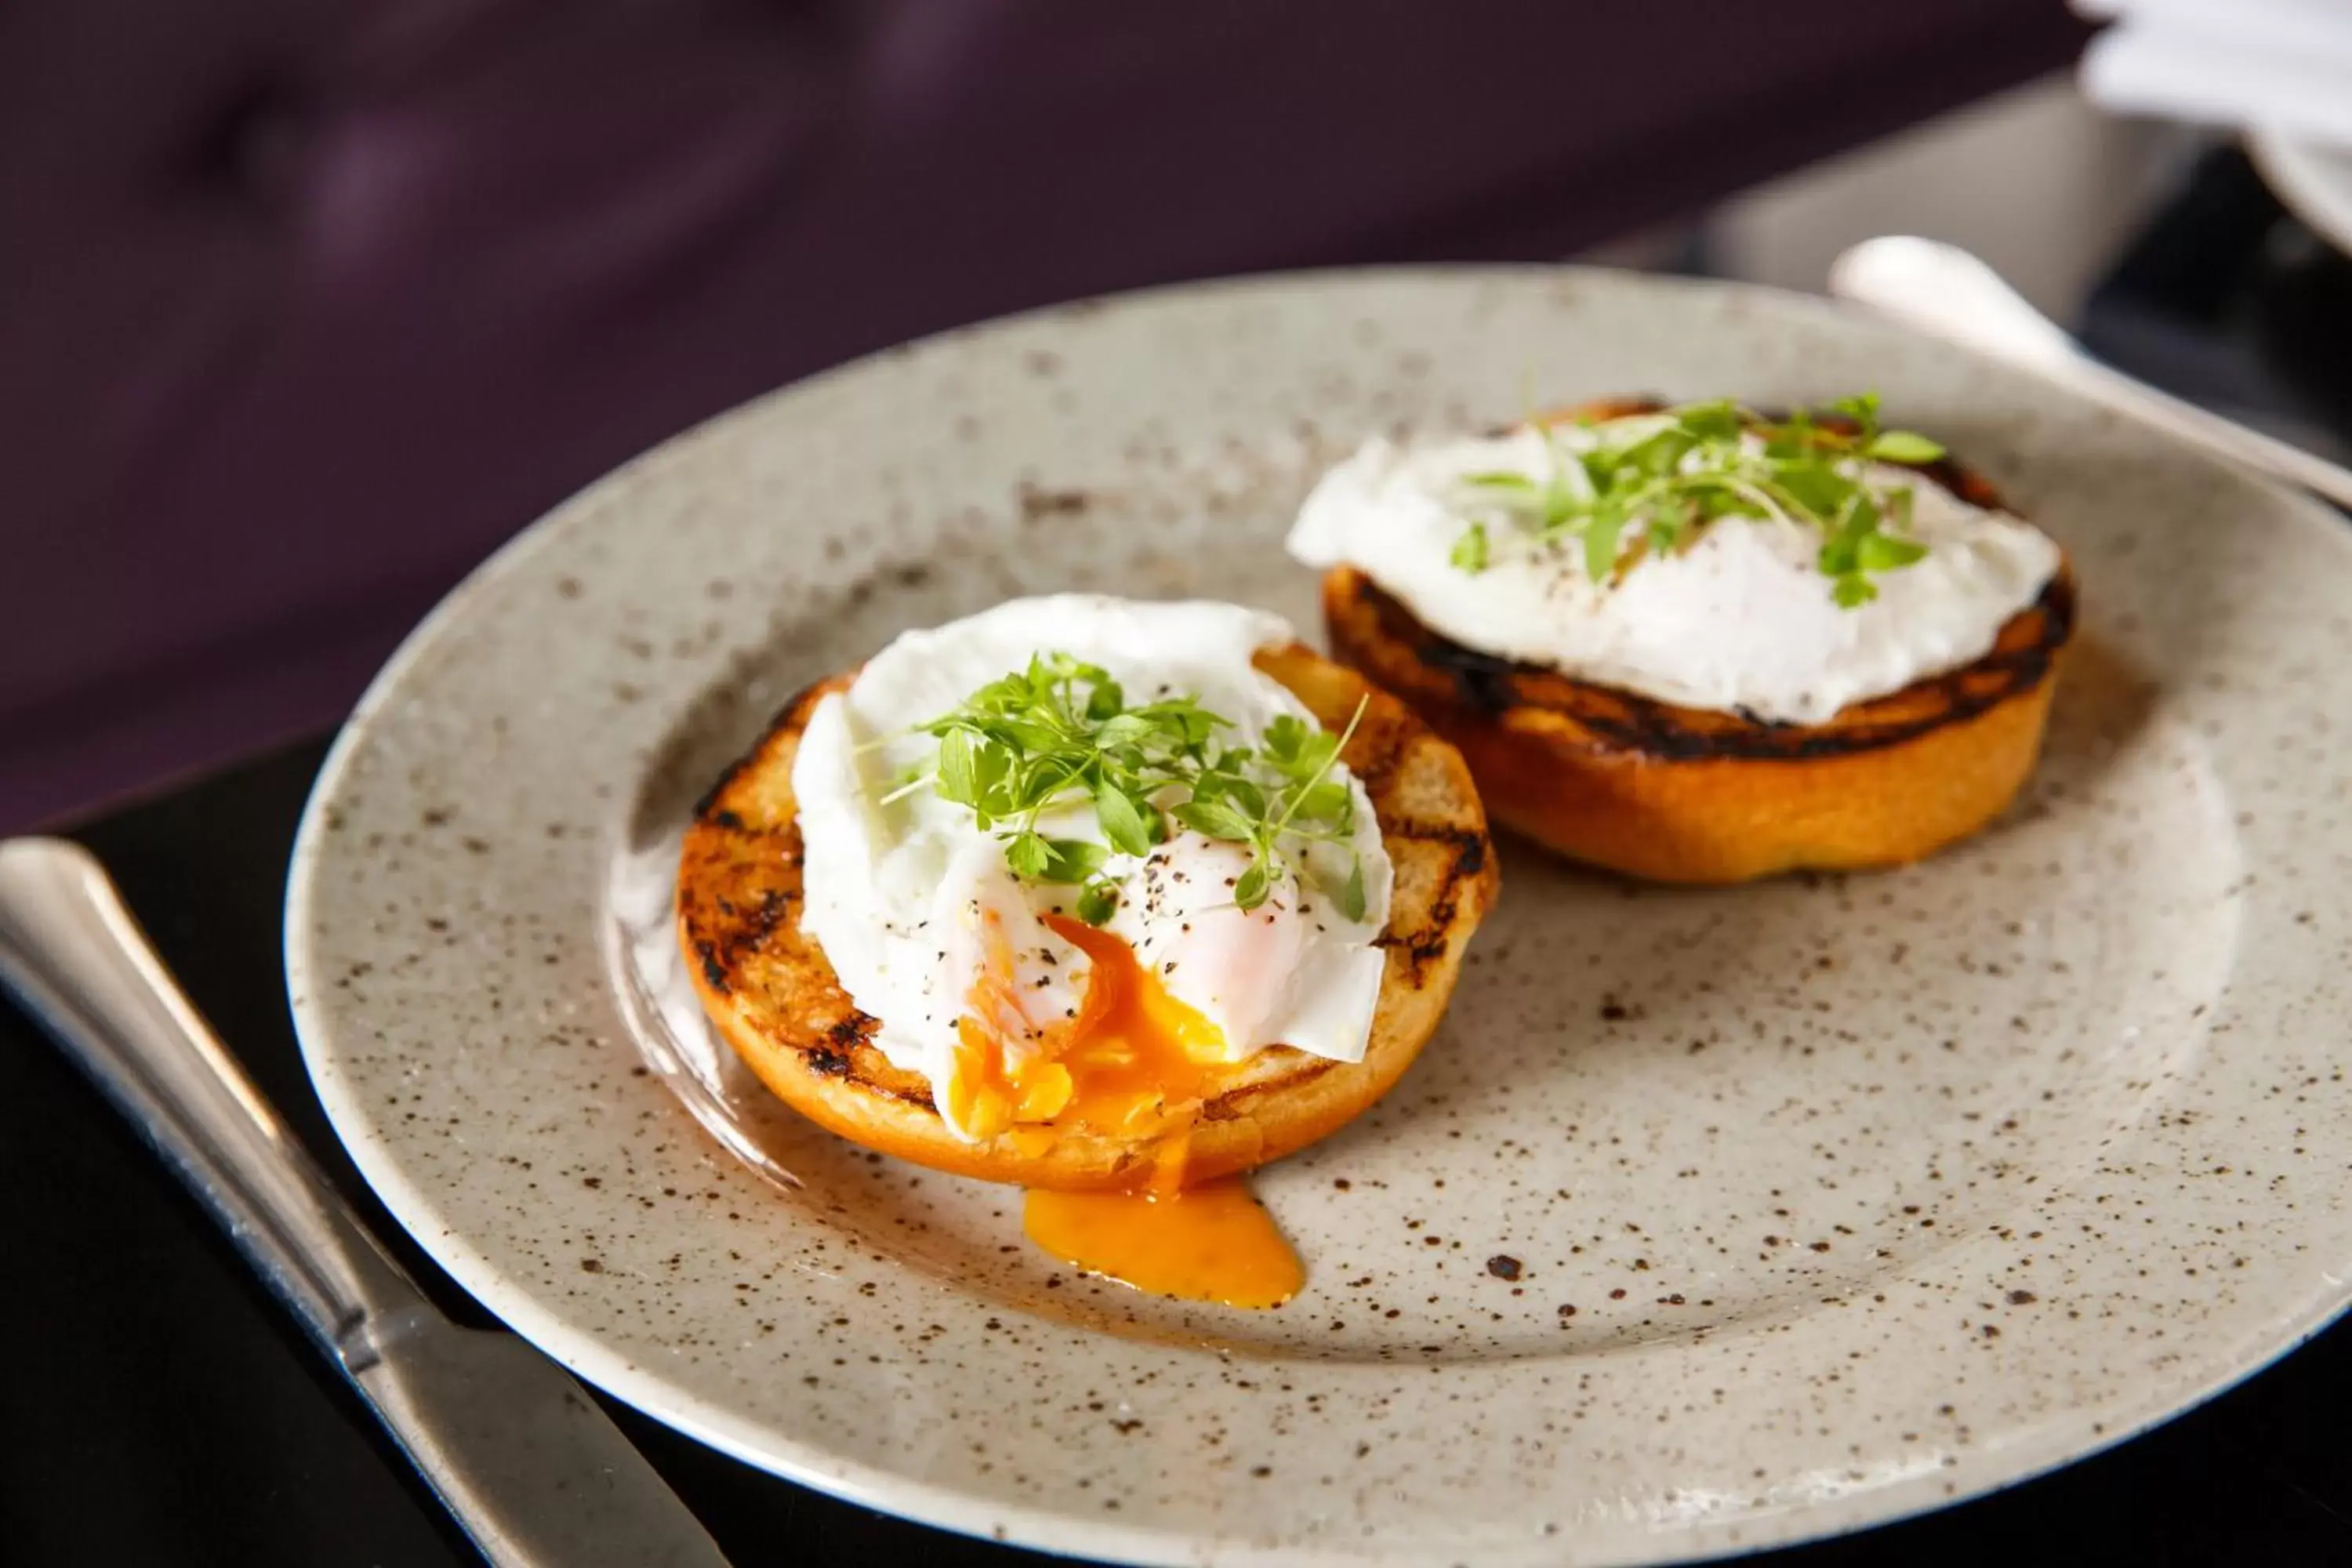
[677,641,1497,1190]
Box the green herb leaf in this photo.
[1338,857,1367,922]
[1618,425,1697,479]
[1841,488,1882,538]
[1583,507,1626,583]
[1004,830,1052,878]
[1094,785,1156,857]
[1037,838,1109,884]
[1232,859,1271,911]
[935,728,981,808]
[1263,720,1335,782]
[1261,717,1308,768]
[1075,879,1120,926]
[1171,798,1254,842]
[1450,520,1490,573]
[1083,678,1126,721]
[1221,776,1269,821]
[1864,430,1945,464]
[997,717,1065,754]
[1294,779,1354,826]
[1775,463,1849,517]
[1857,532,1927,572]
[1676,400,1742,442]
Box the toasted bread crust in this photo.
[1316,399,2075,884]
[677,641,1497,1190]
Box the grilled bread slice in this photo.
[1317,400,2075,884]
[677,640,1497,1191]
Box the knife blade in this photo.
[0,837,730,1568]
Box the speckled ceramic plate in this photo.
[286,267,2352,1567]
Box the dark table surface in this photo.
[6,737,2352,1567]
[13,156,2352,1568]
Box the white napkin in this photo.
[2078,0,2352,150]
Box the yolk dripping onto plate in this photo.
[952,911,1305,1308]
[1023,1180,1303,1310]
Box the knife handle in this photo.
[0,836,735,1568]
[0,837,419,1361]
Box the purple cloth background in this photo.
[0,0,2089,831]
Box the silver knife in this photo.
[0,837,731,1568]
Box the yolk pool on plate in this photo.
[953,911,1306,1307]
[1023,1180,1304,1309]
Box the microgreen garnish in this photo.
[1449,520,1490,573]
[1454,393,1945,607]
[915,654,1370,924]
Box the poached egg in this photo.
[789,596,1395,1173]
[1287,418,2062,724]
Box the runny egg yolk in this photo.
[949,910,1306,1308]
[1023,1180,1304,1310]
[947,912,1229,1171]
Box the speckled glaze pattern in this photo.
[286,268,2352,1567]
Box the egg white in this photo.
[789,595,1395,1139]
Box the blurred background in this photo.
[5,0,2348,833]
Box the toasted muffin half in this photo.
[677,641,1497,1192]
[1318,398,2076,885]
